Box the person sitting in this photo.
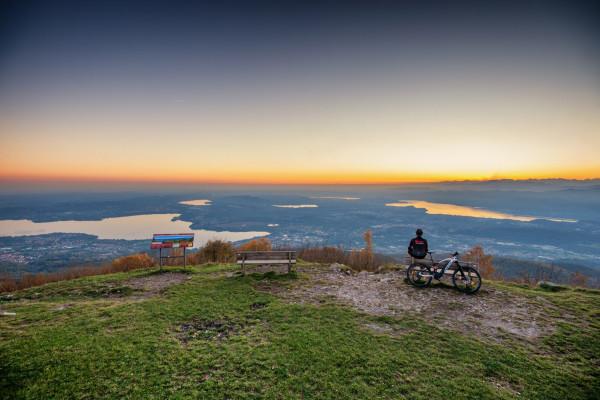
[408,228,428,259]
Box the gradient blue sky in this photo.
[1,0,599,184]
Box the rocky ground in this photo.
[248,264,563,344]
[105,264,569,345]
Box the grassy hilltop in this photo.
[1,263,599,399]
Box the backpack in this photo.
[411,240,427,259]
[411,247,427,259]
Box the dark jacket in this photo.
[408,236,428,257]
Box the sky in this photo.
[1,0,599,185]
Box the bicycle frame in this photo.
[407,251,482,293]
[419,252,461,279]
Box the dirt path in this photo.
[122,272,191,300]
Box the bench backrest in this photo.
[237,251,295,261]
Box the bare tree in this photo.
[463,246,495,279]
[570,270,589,289]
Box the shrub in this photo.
[298,245,349,264]
[0,275,18,293]
[110,254,155,272]
[570,270,589,289]
[237,237,272,252]
[183,240,238,265]
[348,230,375,271]
[185,249,204,265]
[298,230,391,272]
[201,239,236,263]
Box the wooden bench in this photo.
[404,255,477,275]
[236,251,296,275]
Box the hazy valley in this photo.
[0,179,598,283]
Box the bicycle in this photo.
[406,251,482,294]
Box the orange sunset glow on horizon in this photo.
[1,1,599,189]
[0,166,598,187]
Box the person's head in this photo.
[416,228,423,236]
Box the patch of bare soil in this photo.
[51,303,74,311]
[123,272,191,300]
[176,320,238,345]
[257,264,557,344]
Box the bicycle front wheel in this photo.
[452,266,482,294]
[407,263,433,287]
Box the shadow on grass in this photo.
[0,349,29,397]
[145,267,196,276]
[242,270,299,281]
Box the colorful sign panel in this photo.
[151,233,194,249]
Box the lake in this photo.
[386,200,577,223]
[0,213,270,246]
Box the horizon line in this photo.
[1,176,599,187]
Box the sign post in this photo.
[150,233,194,270]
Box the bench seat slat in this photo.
[237,251,294,257]
[236,260,296,265]
[236,259,296,264]
[237,251,296,274]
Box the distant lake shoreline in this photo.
[386,200,577,223]
[0,182,597,267]
[0,214,269,246]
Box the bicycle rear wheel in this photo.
[452,266,482,294]
[407,263,433,287]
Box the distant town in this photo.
[0,233,148,276]
[1,179,599,282]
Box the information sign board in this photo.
[151,233,194,249]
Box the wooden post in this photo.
[288,251,291,273]
[159,248,162,270]
[242,253,246,275]
[183,247,186,270]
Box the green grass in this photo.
[1,264,599,399]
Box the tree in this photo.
[463,246,495,279]
[362,229,374,270]
[570,270,589,288]
[202,239,236,263]
[349,229,375,271]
